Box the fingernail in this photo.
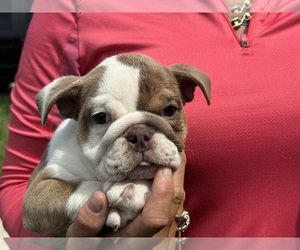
[162,167,172,180]
[87,193,102,214]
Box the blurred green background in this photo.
[0,94,11,174]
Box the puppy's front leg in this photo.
[23,168,80,234]
[66,180,104,221]
[23,167,103,235]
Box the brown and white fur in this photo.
[22,54,210,235]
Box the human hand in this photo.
[66,152,186,237]
[66,191,109,237]
[154,151,186,237]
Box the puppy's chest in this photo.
[46,119,98,182]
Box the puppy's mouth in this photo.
[122,156,179,181]
[126,161,158,180]
[94,112,183,182]
[97,132,181,182]
[139,161,152,167]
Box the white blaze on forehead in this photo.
[96,55,140,113]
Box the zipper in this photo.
[241,33,249,48]
[240,32,252,55]
[221,13,253,55]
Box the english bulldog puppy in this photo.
[23,53,210,235]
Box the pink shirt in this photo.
[31,0,300,12]
[0,13,299,237]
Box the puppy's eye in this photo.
[163,105,178,117]
[92,112,110,124]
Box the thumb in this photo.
[66,191,109,237]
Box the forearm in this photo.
[0,13,79,236]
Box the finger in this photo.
[66,191,109,237]
[155,152,186,237]
[173,151,186,205]
[107,166,174,237]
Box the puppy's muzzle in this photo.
[125,124,154,152]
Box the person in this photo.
[0,1,300,237]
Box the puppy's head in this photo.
[36,54,210,181]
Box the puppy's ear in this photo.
[36,76,83,125]
[169,64,211,105]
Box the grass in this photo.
[0,94,11,175]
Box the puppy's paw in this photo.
[104,180,152,229]
[106,180,151,212]
[108,183,135,208]
[106,208,121,231]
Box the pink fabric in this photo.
[0,13,299,237]
[31,0,300,12]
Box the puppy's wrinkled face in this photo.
[36,54,210,182]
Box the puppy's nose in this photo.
[125,125,153,152]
